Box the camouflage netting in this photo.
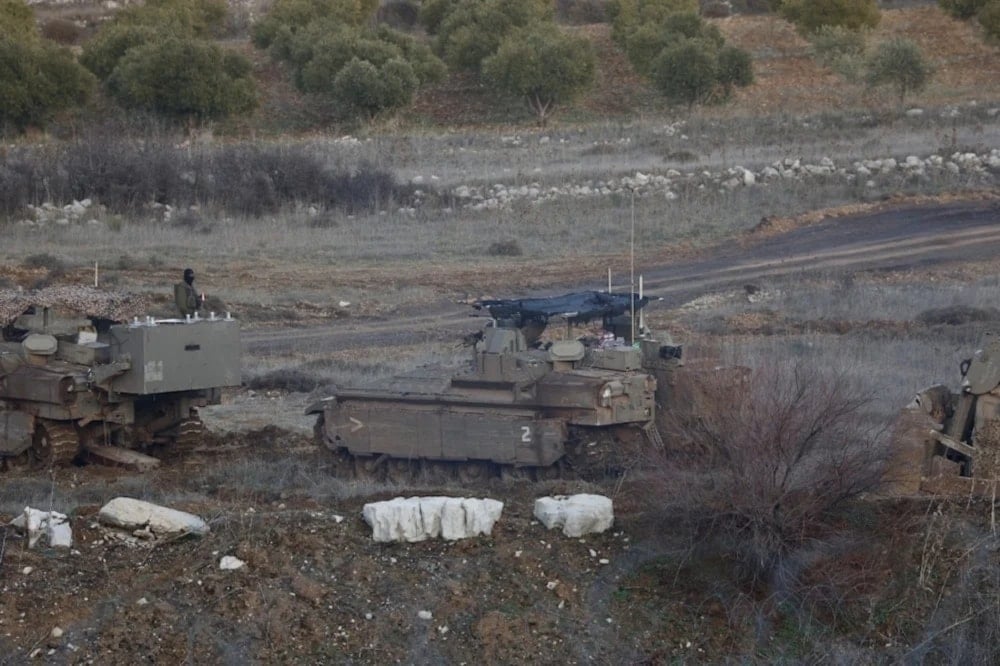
[0,286,150,327]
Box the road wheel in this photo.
[31,421,80,468]
[456,461,494,485]
[173,417,205,454]
[420,460,454,485]
[386,459,416,486]
[500,466,531,482]
[354,456,385,482]
[533,462,564,482]
[3,451,32,472]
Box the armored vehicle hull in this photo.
[892,331,1000,495]
[309,291,679,483]
[0,287,240,471]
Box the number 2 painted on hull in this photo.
[521,426,531,442]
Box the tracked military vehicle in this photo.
[894,331,1000,495]
[308,290,682,483]
[0,286,240,471]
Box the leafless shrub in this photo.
[915,305,1000,327]
[247,369,325,393]
[0,134,417,219]
[40,18,84,45]
[378,0,420,29]
[555,0,608,24]
[22,252,66,272]
[648,360,888,585]
[486,239,523,256]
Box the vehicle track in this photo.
[243,201,1000,356]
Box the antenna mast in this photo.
[630,187,635,345]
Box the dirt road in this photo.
[243,199,1000,357]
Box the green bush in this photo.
[433,0,552,71]
[106,37,256,121]
[0,36,95,132]
[330,56,419,119]
[865,37,932,104]
[607,0,697,46]
[938,0,990,20]
[116,0,230,38]
[649,37,752,108]
[482,24,595,125]
[624,11,723,76]
[717,45,754,89]
[373,25,446,85]
[779,0,880,34]
[980,0,1000,41]
[81,24,161,80]
[0,0,36,41]
[808,24,867,81]
[418,0,460,34]
[650,39,719,109]
[251,0,377,49]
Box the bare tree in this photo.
[647,360,889,585]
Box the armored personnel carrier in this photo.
[308,290,682,483]
[894,331,1000,495]
[0,286,240,471]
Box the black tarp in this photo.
[474,291,649,326]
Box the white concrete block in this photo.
[363,496,504,543]
[534,494,614,537]
[10,507,72,548]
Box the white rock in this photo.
[362,496,503,542]
[22,566,33,575]
[906,108,924,117]
[534,494,614,537]
[51,627,63,639]
[417,610,433,620]
[10,507,72,549]
[98,497,209,537]
[219,556,246,570]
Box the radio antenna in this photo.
[630,186,636,345]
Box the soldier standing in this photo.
[174,268,200,318]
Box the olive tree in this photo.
[0,36,95,132]
[606,0,697,45]
[649,38,753,109]
[482,25,595,125]
[979,1,1000,41]
[865,37,932,105]
[624,11,723,76]
[0,0,95,133]
[251,0,378,50]
[432,0,552,71]
[329,56,418,119]
[106,37,256,121]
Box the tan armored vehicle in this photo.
[308,291,681,483]
[895,331,1000,494]
[0,286,240,470]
